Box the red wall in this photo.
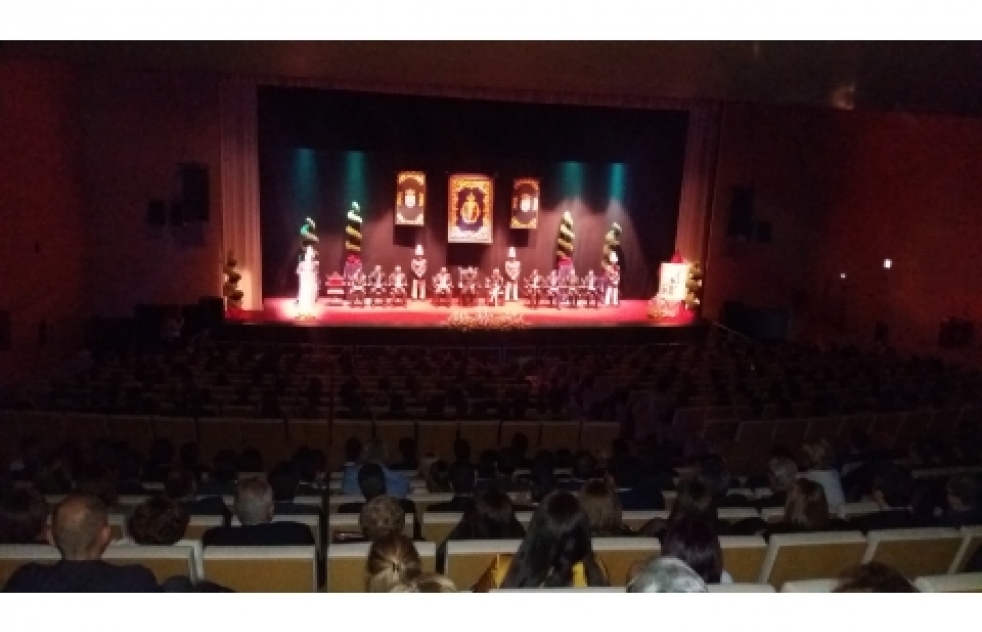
[705,102,982,347]
[0,58,88,386]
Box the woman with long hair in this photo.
[475,491,609,590]
[365,532,423,593]
[768,478,832,536]
[578,480,632,536]
[447,489,526,541]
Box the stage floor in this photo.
[232,298,673,329]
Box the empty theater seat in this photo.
[422,511,464,544]
[862,528,964,578]
[759,531,867,588]
[913,572,982,593]
[592,537,661,586]
[327,541,436,592]
[445,539,522,590]
[202,546,317,592]
[719,536,768,583]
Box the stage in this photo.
[219,299,707,347]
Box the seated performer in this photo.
[348,267,367,307]
[389,265,407,307]
[546,269,562,309]
[433,267,453,306]
[459,267,478,307]
[566,270,580,308]
[487,269,504,307]
[582,269,601,308]
[526,269,544,308]
[368,265,387,306]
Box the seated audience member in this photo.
[340,438,410,498]
[236,447,264,475]
[127,498,189,545]
[179,442,206,481]
[800,440,846,509]
[338,463,418,520]
[391,437,419,472]
[143,439,175,483]
[165,469,231,525]
[849,463,930,532]
[697,455,751,508]
[626,556,708,593]
[0,489,49,544]
[755,457,798,510]
[389,572,457,593]
[767,479,837,537]
[510,432,534,469]
[481,447,525,493]
[201,478,314,548]
[293,448,327,494]
[662,517,733,584]
[834,562,918,592]
[560,451,599,491]
[473,491,609,591]
[3,494,159,592]
[476,449,498,480]
[426,460,453,493]
[943,474,982,528]
[639,479,728,537]
[607,457,665,511]
[268,461,320,516]
[116,453,148,495]
[578,480,633,537]
[359,496,407,542]
[445,489,526,542]
[427,462,477,513]
[197,449,238,496]
[366,533,423,592]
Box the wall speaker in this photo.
[726,186,755,239]
[180,164,209,222]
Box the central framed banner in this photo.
[448,173,493,244]
[395,171,426,226]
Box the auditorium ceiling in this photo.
[3,41,982,118]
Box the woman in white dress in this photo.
[296,246,319,319]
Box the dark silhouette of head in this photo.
[662,517,723,583]
[268,461,300,503]
[358,463,387,500]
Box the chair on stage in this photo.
[580,276,601,308]
[525,274,544,309]
[459,267,479,307]
[347,273,367,308]
[389,274,408,307]
[433,271,453,307]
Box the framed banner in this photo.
[510,178,540,229]
[395,171,425,226]
[448,173,493,244]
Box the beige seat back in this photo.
[914,572,982,593]
[862,528,963,578]
[708,583,775,593]
[327,541,436,592]
[760,531,867,588]
[458,421,501,457]
[720,536,768,583]
[327,513,414,542]
[838,502,881,520]
[416,421,459,459]
[540,422,581,452]
[330,421,373,467]
[185,515,225,541]
[593,537,661,587]
[580,423,620,452]
[202,545,317,592]
[102,544,196,583]
[951,526,982,573]
[0,545,60,586]
[239,419,290,464]
[374,421,416,456]
[491,587,622,593]
[500,422,541,452]
[287,420,330,454]
[718,508,761,523]
[445,539,522,590]
[780,578,839,592]
[422,512,463,544]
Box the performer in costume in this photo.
[526,269,544,308]
[504,247,521,302]
[389,265,407,306]
[411,244,427,301]
[348,266,367,307]
[433,267,453,306]
[487,268,504,307]
[295,245,319,319]
[604,252,621,307]
[460,266,478,307]
[583,269,601,308]
[368,264,387,306]
[566,269,580,308]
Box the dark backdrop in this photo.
[258,86,689,299]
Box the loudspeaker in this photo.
[180,164,209,222]
[726,186,755,239]
[147,199,167,226]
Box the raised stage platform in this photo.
[220,299,707,347]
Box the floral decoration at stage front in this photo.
[648,251,700,325]
[447,309,527,331]
[448,174,493,244]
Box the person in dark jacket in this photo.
[201,478,314,548]
[165,469,231,526]
[427,462,477,513]
[3,494,159,592]
[849,463,933,533]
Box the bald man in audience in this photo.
[201,478,314,547]
[3,494,159,592]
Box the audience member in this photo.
[944,474,982,528]
[427,462,477,513]
[607,457,664,511]
[426,460,453,493]
[359,496,407,541]
[453,439,472,466]
[560,450,599,491]
[626,556,708,593]
[769,479,834,536]
[389,572,457,593]
[341,438,410,498]
[697,455,751,508]
[198,449,238,496]
[127,498,189,545]
[800,440,846,509]
[165,469,231,524]
[756,457,798,510]
[391,437,419,472]
[662,517,732,584]
[849,463,929,532]
[337,463,418,523]
[834,562,918,592]
[366,533,423,592]
[578,480,632,537]
[236,447,264,474]
[201,478,314,547]
[0,489,49,544]
[474,491,609,590]
[3,494,159,592]
[268,461,320,516]
[445,489,526,542]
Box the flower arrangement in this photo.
[447,309,527,331]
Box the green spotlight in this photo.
[343,151,367,209]
[609,163,626,202]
